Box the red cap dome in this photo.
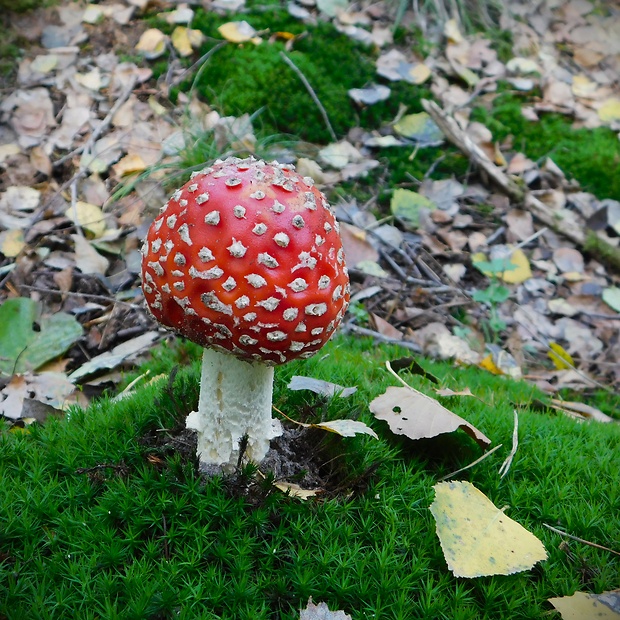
[141,157,350,365]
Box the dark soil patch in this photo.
[138,415,368,503]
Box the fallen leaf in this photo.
[348,84,391,105]
[548,342,574,370]
[339,222,379,269]
[602,287,620,312]
[506,57,542,74]
[0,372,75,420]
[316,0,348,16]
[68,331,160,381]
[218,21,261,44]
[318,141,363,169]
[548,399,616,423]
[444,19,464,44]
[393,112,443,146]
[171,26,204,57]
[300,598,352,619]
[434,387,475,398]
[390,188,436,229]
[430,481,547,578]
[287,375,357,398]
[598,98,620,123]
[370,313,403,341]
[0,298,83,376]
[369,386,491,448]
[72,234,110,275]
[314,419,378,439]
[65,202,107,238]
[553,247,584,274]
[273,482,321,500]
[548,590,620,619]
[135,28,168,59]
[0,229,26,257]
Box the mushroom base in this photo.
[186,348,279,470]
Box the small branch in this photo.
[54,76,138,167]
[280,51,337,143]
[342,323,422,353]
[438,444,503,481]
[172,41,227,88]
[543,523,620,557]
[421,98,525,202]
[422,98,620,271]
[19,284,139,308]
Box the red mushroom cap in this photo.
[141,157,350,365]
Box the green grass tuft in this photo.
[1,335,619,619]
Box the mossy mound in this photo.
[2,335,620,619]
[472,91,620,201]
[179,8,430,144]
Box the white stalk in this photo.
[186,348,279,470]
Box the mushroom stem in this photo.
[186,348,278,470]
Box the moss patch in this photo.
[175,9,431,144]
[471,91,620,201]
[1,335,619,619]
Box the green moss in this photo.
[471,91,620,200]
[172,9,435,144]
[1,335,619,619]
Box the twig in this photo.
[498,410,518,479]
[70,178,84,238]
[422,98,525,202]
[343,323,422,353]
[543,523,620,557]
[422,98,620,271]
[280,51,337,142]
[54,76,138,167]
[438,444,503,481]
[19,284,139,308]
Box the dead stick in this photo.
[421,100,583,241]
[280,51,337,143]
[421,99,525,202]
[543,523,620,557]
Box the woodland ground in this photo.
[0,0,619,618]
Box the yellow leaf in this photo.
[407,63,431,84]
[479,353,502,375]
[598,98,620,123]
[430,481,548,578]
[274,482,320,500]
[171,26,193,57]
[571,74,597,98]
[0,229,25,258]
[135,28,168,59]
[314,419,378,439]
[218,21,261,44]
[548,342,574,370]
[65,201,107,238]
[112,153,147,177]
[548,590,620,620]
[444,18,463,44]
[500,248,531,284]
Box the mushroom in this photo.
[141,156,350,470]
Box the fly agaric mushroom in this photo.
[141,156,350,469]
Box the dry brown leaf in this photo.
[549,399,616,423]
[369,386,491,448]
